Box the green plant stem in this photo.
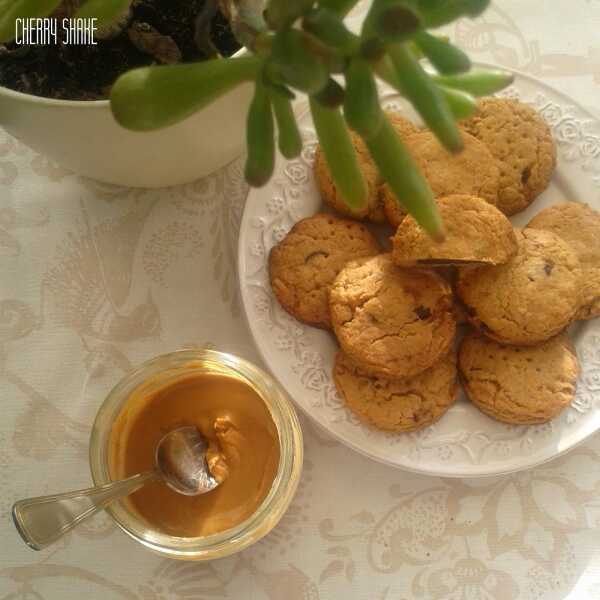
[387,43,462,152]
[302,7,360,55]
[110,55,261,131]
[312,78,345,107]
[344,57,383,138]
[309,99,368,210]
[245,81,275,187]
[269,29,329,94]
[302,30,347,73]
[364,115,443,241]
[362,0,422,42]
[270,92,303,158]
[373,54,476,120]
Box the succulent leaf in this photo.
[0,0,62,42]
[310,99,368,210]
[413,31,471,73]
[110,56,261,130]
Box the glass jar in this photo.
[89,349,303,560]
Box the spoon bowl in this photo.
[156,426,220,496]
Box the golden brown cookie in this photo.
[459,331,579,425]
[382,193,407,228]
[387,111,421,139]
[314,133,382,222]
[392,194,517,267]
[382,129,501,228]
[457,229,582,345]
[329,254,456,379]
[269,213,380,329]
[333,351,458,432]
[527,202,600,320]
[315,112,418,223]
[461,97,556,216]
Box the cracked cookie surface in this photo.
[315,112,418,223]
[333,351,458,432]
[392,194,517,267]
[269,213,380,329]
[382,129,500,228]
[459,331,579,424]
[329,254,456,379]
[527,201,600,320]
[457,229,582,345]
[461,97,556,216]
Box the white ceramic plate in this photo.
[238,67,600,477]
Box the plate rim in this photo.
[237,62,600,478]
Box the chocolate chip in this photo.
[464,304,477,317]
[304,250,329,263]
[544,261,554,275]
[479,321,494,335]
[415,305,431,320]
[521,166,531,184]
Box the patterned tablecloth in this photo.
[1,2,600,598]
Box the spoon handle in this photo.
[12,471,157,550]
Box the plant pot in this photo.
[0,52,252,188]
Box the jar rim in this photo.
[89,349,303,560]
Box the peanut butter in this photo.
[109,370,280,537]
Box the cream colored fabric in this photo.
[1,1,600,598]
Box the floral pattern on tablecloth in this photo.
[2,1,600,599]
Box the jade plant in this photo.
[0,0,514,240]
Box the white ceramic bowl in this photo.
[0,55,252,187]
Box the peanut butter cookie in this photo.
[392,194,517,267]
[382,130,500,228]
[333,351,458,432]
[457,229,582,345]
[387,111,421,140]
[269,213,380,329]
[459,331,579,425]
[329,254,456,379]
[382,191,408,228]
[315,112,418,223]
[527,201,600,320]
[461,97,556,216]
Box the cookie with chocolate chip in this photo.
[329,254,456,379]
[459,331,579,425]
[392,194,517,267]
[527,201,600,320]
[269,213,380,328]
[461,97,556,215]
[334,351,458,432]
[457,229,582,345]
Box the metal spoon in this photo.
[12,426,220,550]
